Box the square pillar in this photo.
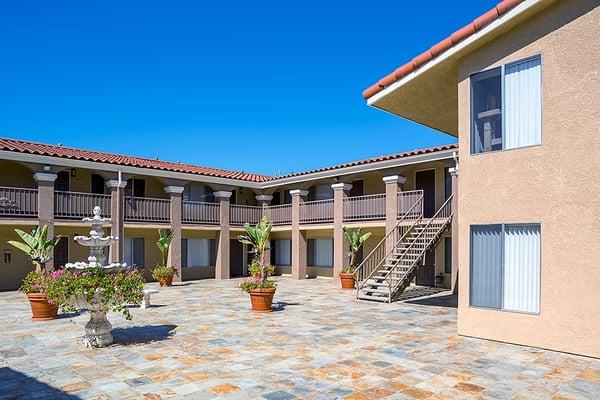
[214,190,232,279]
[449,167,459,294]
[165,186,185,282]
[290,189,308,280]
[256,194,273,266]
[332,183,352,286]
[34,172,57,270]
[106,179,126,264]
[383,175,406,253]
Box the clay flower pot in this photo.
[248,287,276,312]
[339,272,356,289]
[159,275,173,287]
[27,293,58,321]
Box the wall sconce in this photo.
[4,250,11,263]
[71,168,77,177]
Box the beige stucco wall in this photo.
[0,161,36,188]
[0,223,39,291]
[456,1,600,357]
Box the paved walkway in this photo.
[0,277,599,399]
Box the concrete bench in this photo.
[141,289,159,309]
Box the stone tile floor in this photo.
[1,277,599,400]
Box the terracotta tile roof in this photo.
[0,137,273,183]
[275,143,458,179]
[363,0,524,99]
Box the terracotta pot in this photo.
[340,272,356,289]
[159,274,173,287]
[27,293,58,321]
[248,287,276,313]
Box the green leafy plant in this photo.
[343,227,372,273]
[7,225,62,272]
[151,264,179,280]
[19,271,47,294]
[45,267,145,320]
[237,216,276,292]
[156,229,174,267]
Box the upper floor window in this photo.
[471,55,541,154]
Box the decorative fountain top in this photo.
[66,206,127,270]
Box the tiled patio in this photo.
[1,277,599,400]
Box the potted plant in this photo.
[238,217,276,312]
[151,229,178,286]
[7,225,62,320]
[340,227,371,289]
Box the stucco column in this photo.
[449,167,459,294]
[383,175,406,253]
[214,190,232,279]
[165,186,184,282]
[34,172,57,270]
[290,189,308,280]
[256,194,273,266]
[106,179,126,264]
[332,183,352,286]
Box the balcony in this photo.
[300,199,334,224]
[182,201,220,225]
[55,191,112,219]
[265,204,292,226]
[230,205,262,226]
[398,190,423,218]
[343,193,385,221]
[124,196,170,223]
[0,187,37,218]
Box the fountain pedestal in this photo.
[84,311,113,348]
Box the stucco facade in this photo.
[456,1,600,357]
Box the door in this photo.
[91,174,105,194]
[349,180,364,197]
[230,239,244,277]
[416,170,436,218]
[415,250,435,286]
[54,171,70,192]
[53,236,68,269]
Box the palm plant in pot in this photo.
[151,229,178,286]
[340,227,371,289]
[238,216,276,312]
[7,225,62,320]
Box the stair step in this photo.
[357,293,390,302]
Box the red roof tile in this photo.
[0,137,273,183]
[363,0,524,100]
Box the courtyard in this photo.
[1,277,599,400]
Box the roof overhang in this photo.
[366,0,552,136]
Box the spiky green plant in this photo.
[156,229,174,267]
[343,227,372,273]
[7,225,62,272]
[237,216,273,283]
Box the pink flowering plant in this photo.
[43,267,145,320]
[238,217,276,293]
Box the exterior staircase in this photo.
[354,195,453,303]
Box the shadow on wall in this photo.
[0,367,81,399]
[111,324,177,346]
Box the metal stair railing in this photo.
[354,194,424,292]
[385,195,454,300]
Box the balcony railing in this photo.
[300,199,334,224]
[343,193,386,221]
[182,201,220,225]
[398,190,424,219]
[0,187,37,217]
[125,196,170,222]
[230,205,262,226]
[55,191,112,219]
[266,204,292,225]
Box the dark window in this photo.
[53,236,69,268]
[230,190,237,205]
[126,178,146,197]
[471,67,503,153]
[349,180,364,197]
[271,192,281,205]
[444,237,452,274]
[444,168,452,200]
[91,174,105,194]
[284,190,292,204]
[132,237,145,268]
[54,171,70,191]
[415,170,436,218]
[181,239,188,268]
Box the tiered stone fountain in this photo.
[66,206,126,348]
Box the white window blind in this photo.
[187,238,210,267]
[503,225,541,313]
[504,56,542,149]
[274,240,291,266]
[470,226,503,309]
[314,239,333,267]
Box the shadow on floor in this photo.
[0,367,79,399]
[111,324,177,345]
[272,302,301,312]
[404,294,458,308]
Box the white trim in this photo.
[289,189,309,197]
[331,183,352,191]
[213,190,233,199]
[105,179,127,188]
[255,194,273,201]
[382,175,407,185]
[164,185,185,194]
[33,172,57,182]
[367,0,543,106]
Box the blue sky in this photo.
[0,1,496,176]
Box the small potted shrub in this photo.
[8,226,62,320]
[340,227,371,289]
[152,229,178,286]
[238,217,276,312]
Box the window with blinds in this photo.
[470,224,541,314]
